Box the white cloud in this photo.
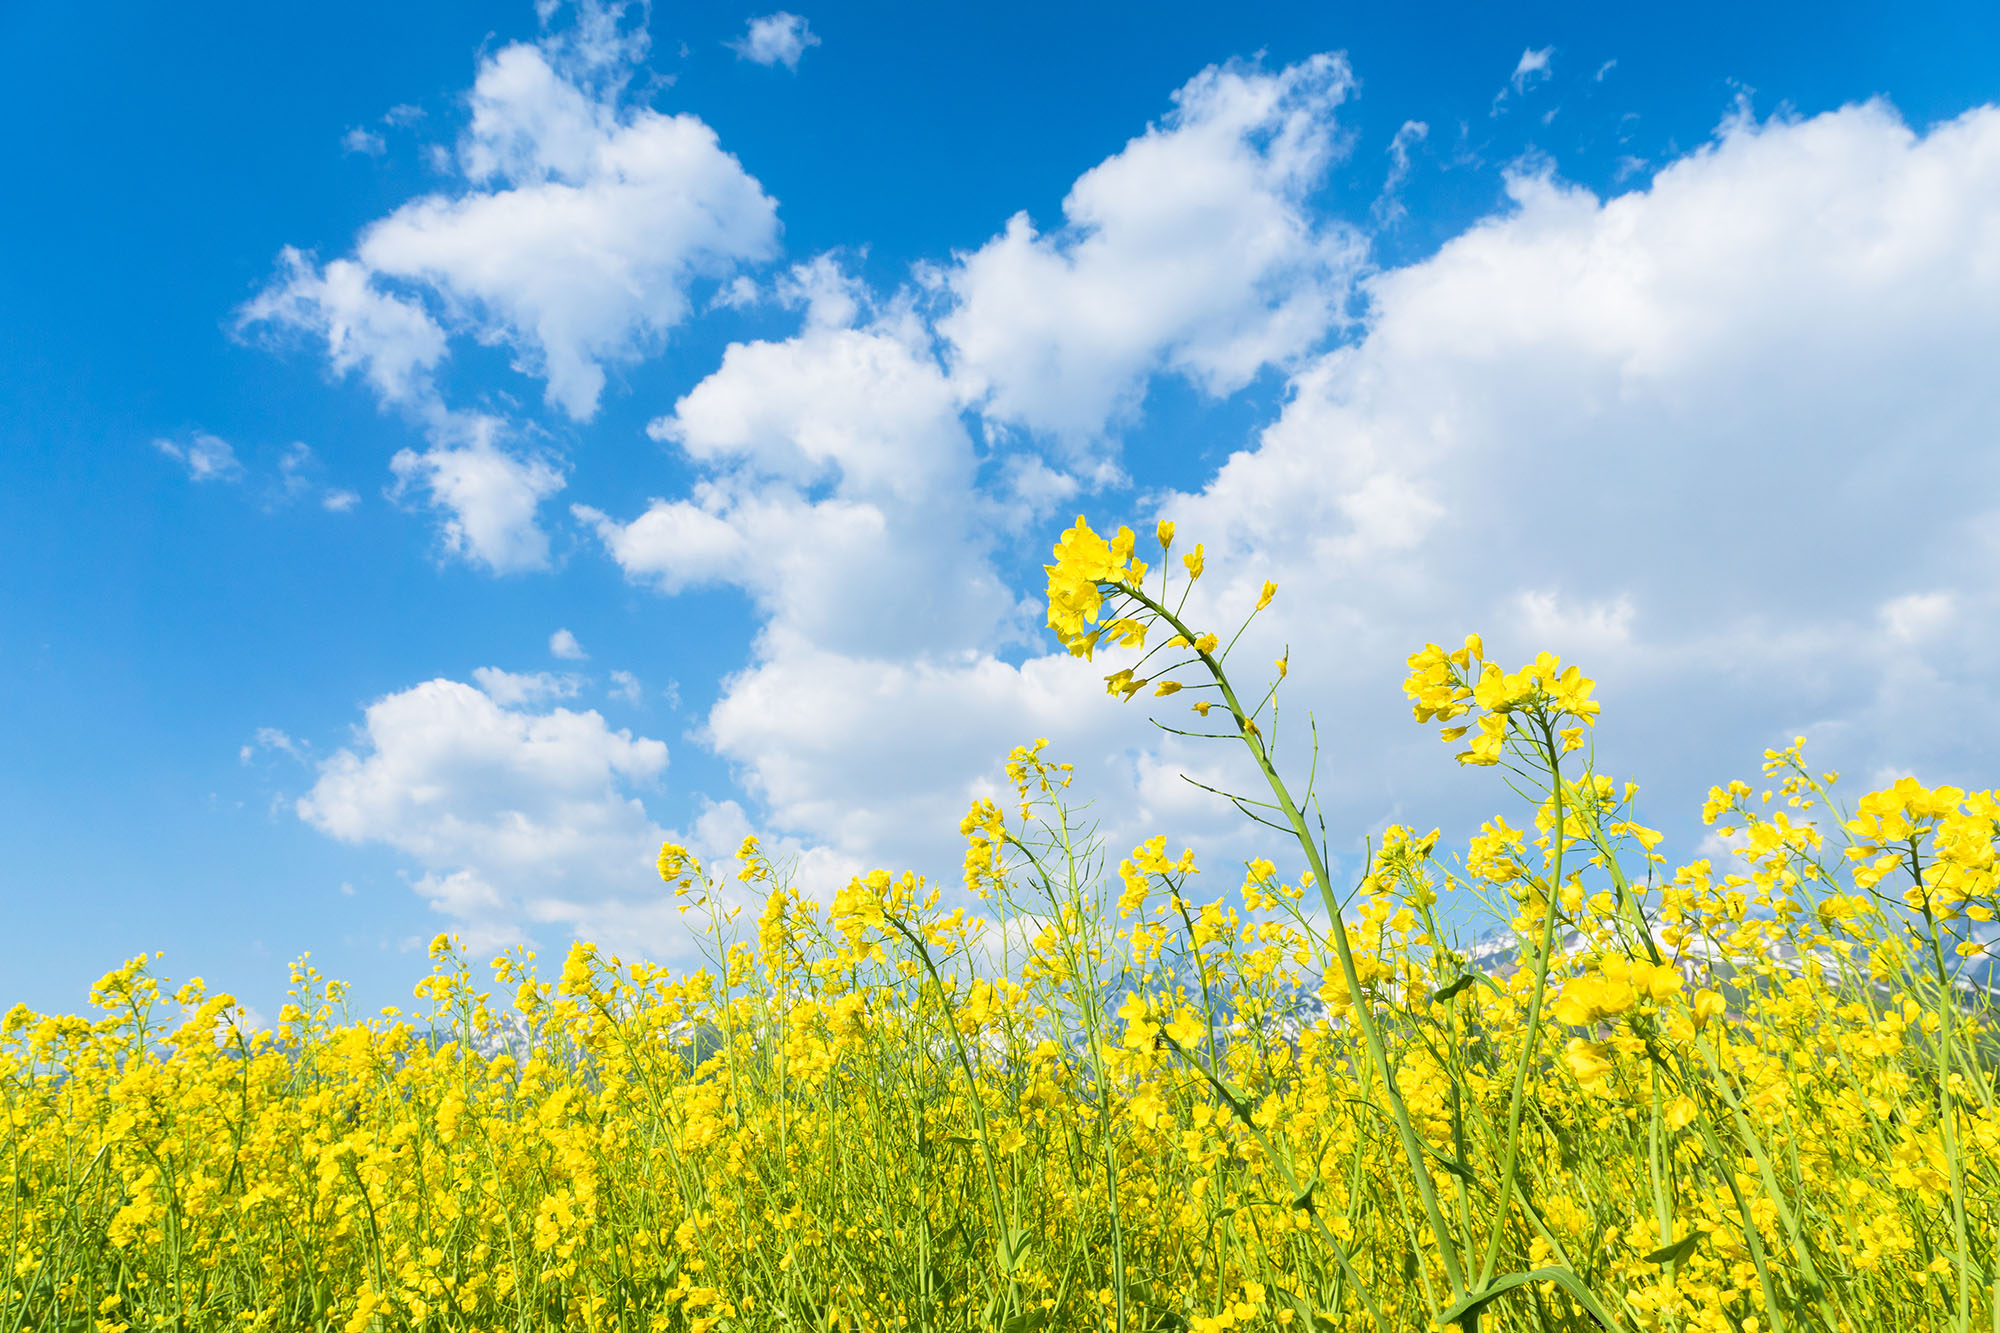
[298,677,676,956]
[294,666,852,957]
[274,441,363,513]
[390,72,2000,970]
[703,647,1135,869]
[240,249,449,409]
[241,1,779,573]
[1512,46,1555,92]
[240,727,307,765]
[389,420,567,573]
[549,627,588,659]
[1879,590,1956,643]
[1150,97,2000,832]
[935,54,1365,445]
[583,277,1016,658]
[1492,46,1555,116]
[1374,120,1429,225]
[1514,590,1637,656]
[620,95,2000,915]
[729,13,820,70]
[607,669,644,703]
[342,127,387,156]
[470,666,582,706]
[277,442,316,500]
[353,39,779,421]
[154,432,245,483]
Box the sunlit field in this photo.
[6,518,1996,1332]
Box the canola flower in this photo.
[2,520,1998,1332]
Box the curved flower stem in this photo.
[1119,585,1472,1307]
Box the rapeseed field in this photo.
[5,517,1995,1332]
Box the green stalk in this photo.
[1122,587,1470,1305]
[1476,715,1570,1290]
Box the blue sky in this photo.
[6,0,2000,1018]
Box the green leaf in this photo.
[999,1313,1047,1333]
[1291,1172,1319,1212]
[1432,973,1477,1002]
[1644,1233,1700,1266]
[1421,1144,1476,1182]
[997,1226,1037,1273]
[1437,1267,1595,1325]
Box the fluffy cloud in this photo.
[356,38,779,420]
[549,628,588,660]
[729,13,820,70]
[605,95,2000,912]
[297,677,673,954]
[935,54,1364,444]
[1152,98,2000,829]
[240,250,449,408]
[389,421,567,573]
[241,1,780,575]
[293,669,862,955]
[579,269,1020,659]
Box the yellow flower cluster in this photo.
[1404,636,1602,766]
[1043,515,1145,654]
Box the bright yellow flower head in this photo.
[1044,515,1141,649]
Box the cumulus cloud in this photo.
[934,54,1365,445]
[355,38,780,420]
[240,0,780,573]
[297,677,673,954]
[240,249,450,409]
[702,646,1150,871]
[294,670,854,955]
[389,420,567,573]
[342,127,387,156]
[600,95,2000,914]
[729,13,820,70]
[580,264,1017,658]
[1879,591,1956,644]
[154,432,245,483]
[1152,98,2000,835]
[549,628,588,659]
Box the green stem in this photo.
[1124,587,1471,1303]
